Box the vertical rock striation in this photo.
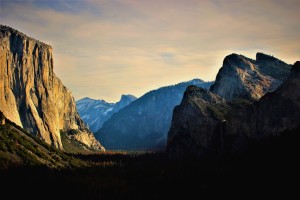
[0,25,104,151]
[167,86,228,158]
[229,61,300,139]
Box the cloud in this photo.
[0,0,299,102]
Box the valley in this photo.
[1,2,300,197]
[1,128,299,198]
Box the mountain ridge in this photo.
[76,94,137,132]
[96,79,213,150]
[167,54,297,159]
[210,52,292,101]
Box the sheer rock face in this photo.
[210,53,292,101]
[167,53,297,159]
[167,86,228,158]
[0,25,104,151]
[229,61,300,139]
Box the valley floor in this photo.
[0,127,299,200]
[1,133,299,200]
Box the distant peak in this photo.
[77,97,109,104]
[120,94,137,101]
[188,78,204,84]
[176,79,205,87]
[121,94,136,98]
[77,97,95,103]
[82,97,93,100]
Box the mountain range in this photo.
[210,53,291,101]
[76,95,137,132]
[1,24,298,163]
[167,53,297,158]
[95,79,213,150]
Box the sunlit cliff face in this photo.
[0,26,105,151]
[1,0,299,102]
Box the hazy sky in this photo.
[1,0,299,102]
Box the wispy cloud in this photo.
[0,0,299,102]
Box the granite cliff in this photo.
[210,53,291,101]
[168,53,296,158]
[0,25,104,151]
[167,86,228,158]
[228,61,300,139]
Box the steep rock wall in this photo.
[0,25,104,151]
[167,54,296,159]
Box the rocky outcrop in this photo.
[167,54,297,159]
[0,25,104,151]
[229,61,300,139]
[210,53,292,101]
[96,79,213,150]
[167,86,228,158]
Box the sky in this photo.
[0,0,299,102]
